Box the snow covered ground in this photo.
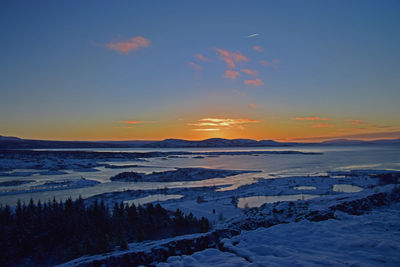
[56,170,400,266]
[160,203,400,266]
[1,147,400,266]
[59,180,400,266]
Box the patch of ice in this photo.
[237,194,319,209]
[338,164,381,170]
[294,186,317,190]
[332,184,363,193]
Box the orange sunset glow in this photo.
[0,1,399,143]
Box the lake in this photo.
[0,144,399,206]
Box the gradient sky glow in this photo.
[1,1,399,141]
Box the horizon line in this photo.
[2,134,400,143]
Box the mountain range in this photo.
[1,135,400,149]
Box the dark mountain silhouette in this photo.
[0,135,399,149]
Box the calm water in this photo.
[1,145,399,205]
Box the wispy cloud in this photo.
[259,59,280,68]
[246,33,260,38]
[223,70,240,80]
[293,117,331,121]
[253,45,263,52]
[293,117,333,129]
[215,48,248,68]
[241,69,258,76]
[312,123,333,128]
[345,119,365,125]
[244,78,263,87]
[289,131,400,142]
[189,117,260,131]
[105,36,150,53]
[188,61,203,71]
[200,118,259,125]
[122,120,146,124]
[192,128,220,132]
[371,125,392,129]
[194,53,211,62]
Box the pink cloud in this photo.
[253,45,263,52]
[241,69,258,76]
[223,70,240,80]
[105,36,150,53]
[312,123,333,128]
[189,61,203,71]
[194,53,211,62]
[293,117,331,121]
[215,48,248,68]
[244,78,263,87]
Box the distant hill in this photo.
[0,135,22,141]
[0,135,399,149]
[369,138,400,144]
[320,138,400,145]
[0,136,127,149]
[142,138,289,148]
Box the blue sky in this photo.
[1,0,399,140]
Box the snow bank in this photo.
[221,203,400,266]
[158,248,255,267]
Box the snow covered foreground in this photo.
[60,180,400,267]
[160,203,400,266]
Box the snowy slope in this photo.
[160,203,400,266]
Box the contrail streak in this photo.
[246,33,260,38]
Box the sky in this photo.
[0,0,399,141]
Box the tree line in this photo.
[0,197,210,266]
